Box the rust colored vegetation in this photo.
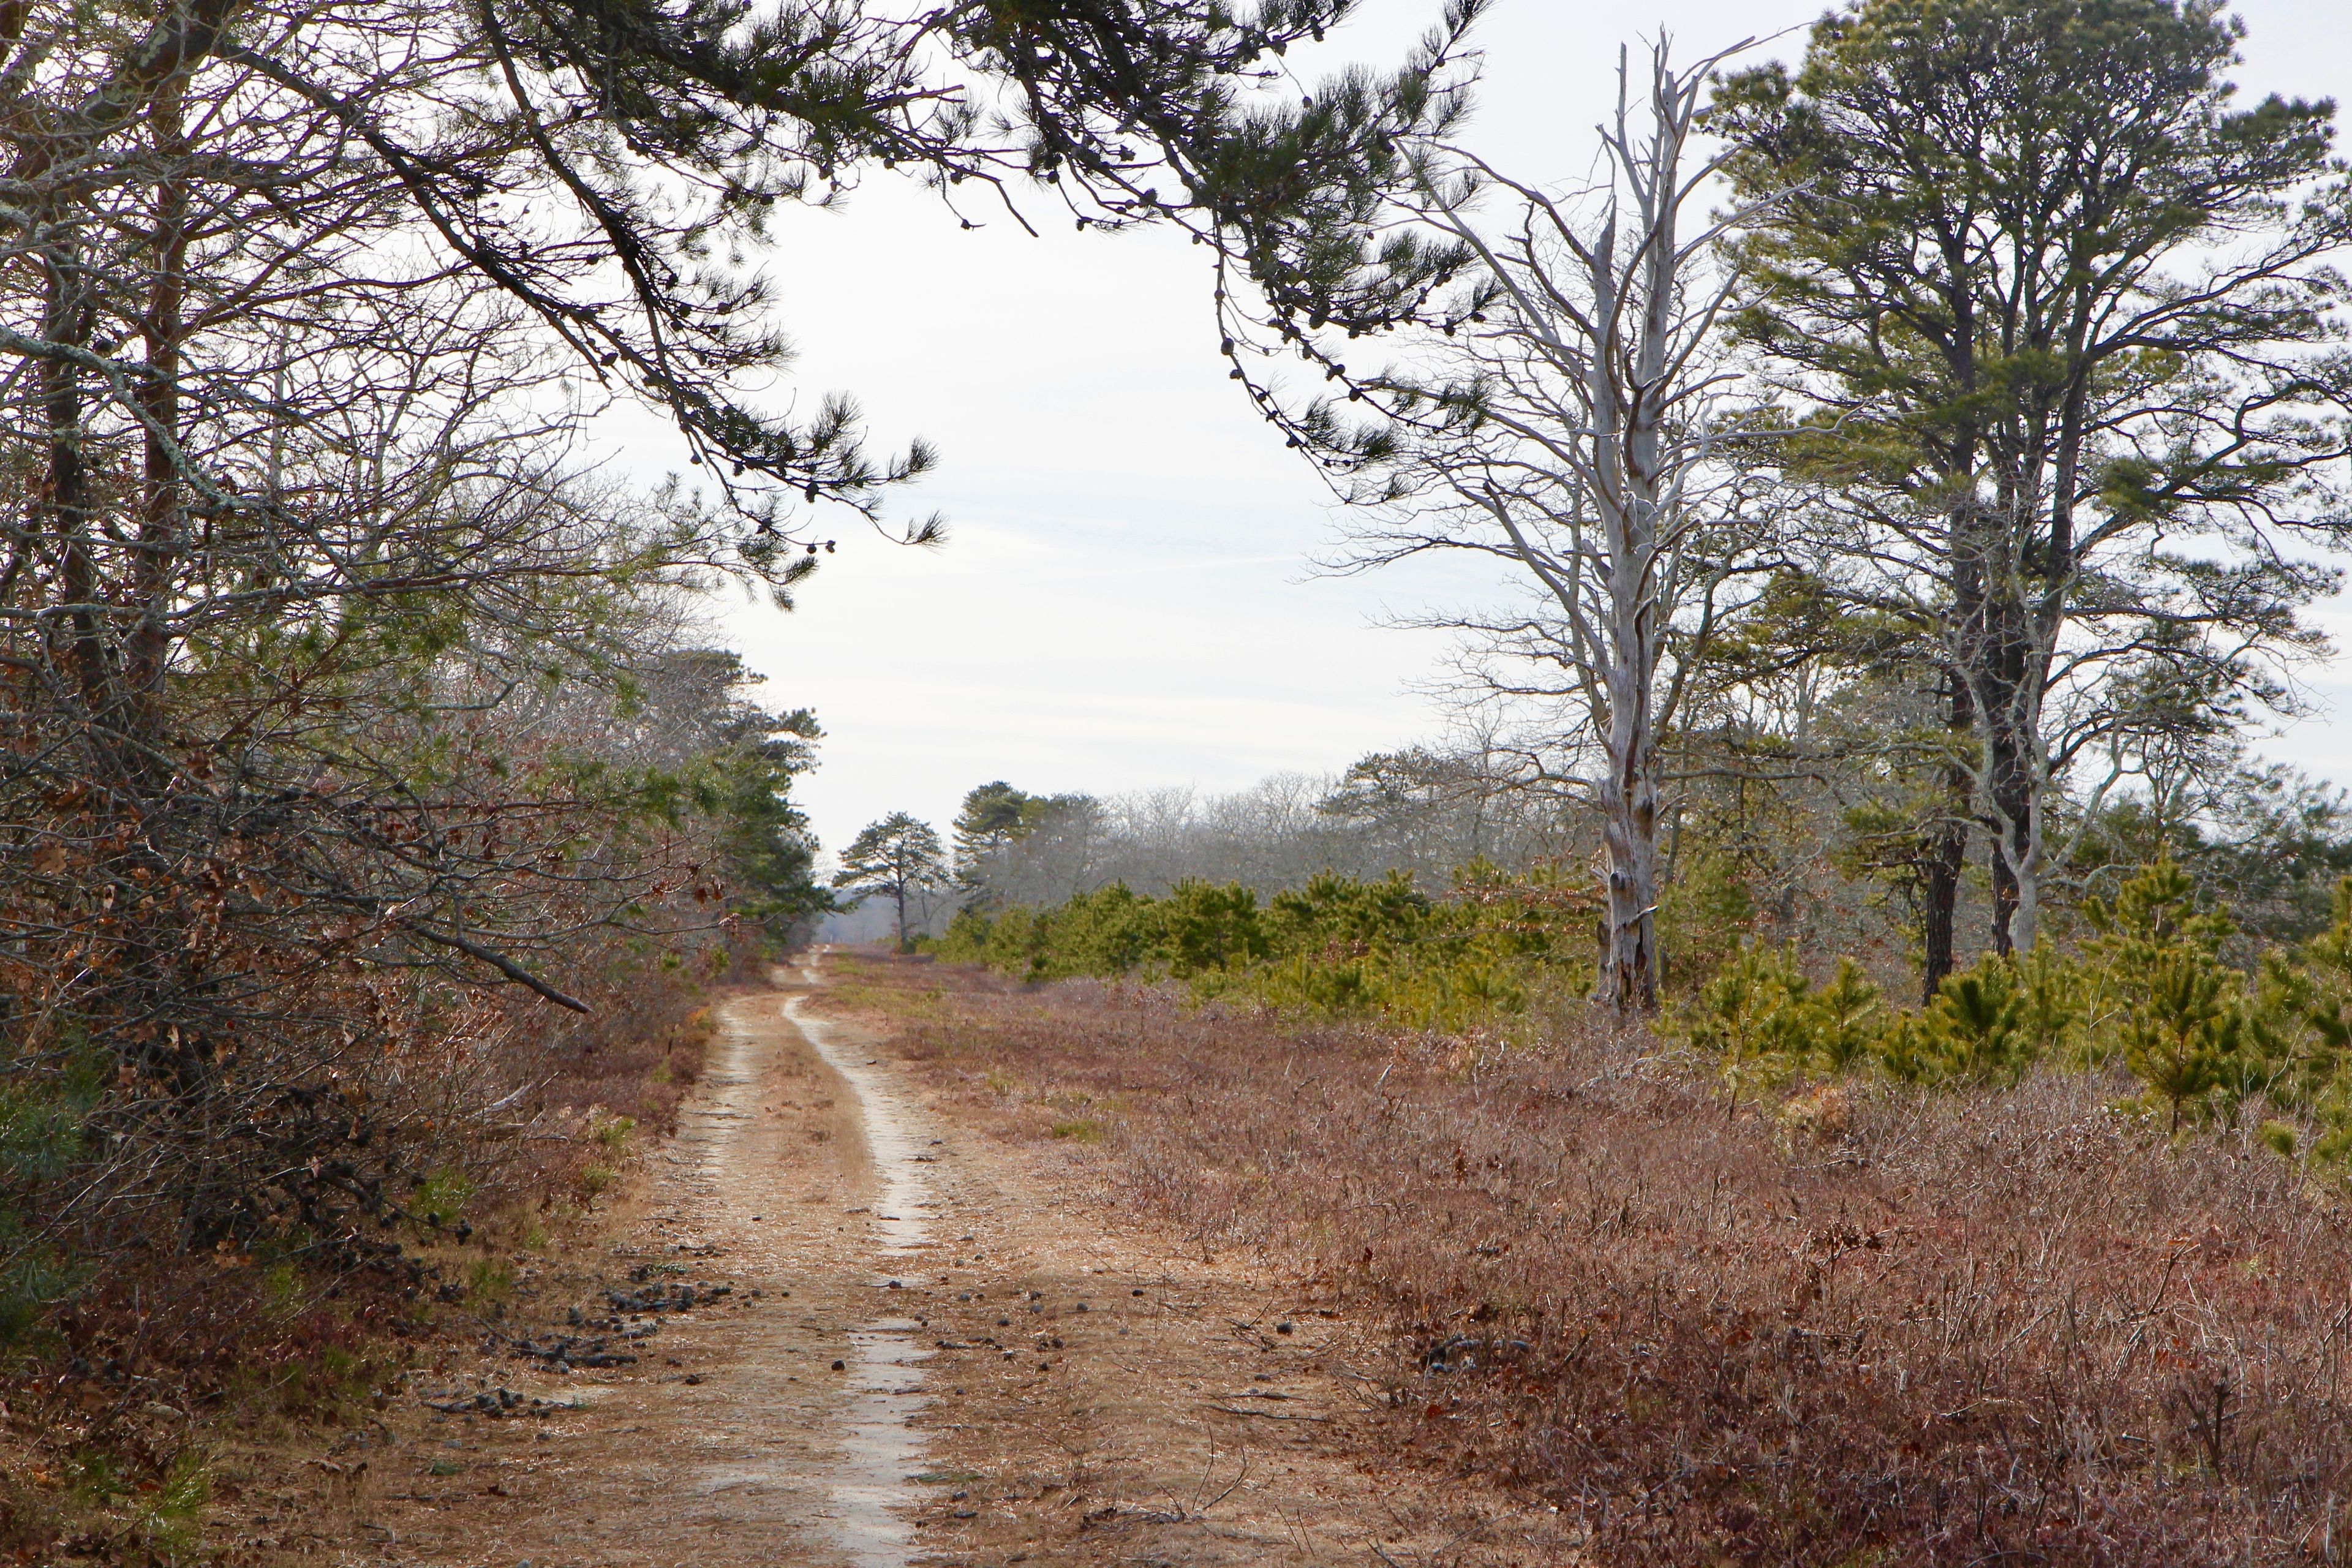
[852,952,2352,1566]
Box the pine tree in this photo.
[1712,0,2352,959]
[834,815,949,952]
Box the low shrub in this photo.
[854,952,2352,1566]
[1669,863,2352,1164]
[934,862,1594,1030]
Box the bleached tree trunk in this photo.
[1571,167,1673,1011]
[1597,681,1664,1010]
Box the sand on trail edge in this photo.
[783,976,940,1567]
[300,952,1564,1568]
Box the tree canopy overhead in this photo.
[0,0,1489,1066]
[0,0,1492,1336]
[2,0,1483,586]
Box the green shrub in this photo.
[2295,876,2352,1075]
[935,882,1168,980]
[137,1450,211,1558]
[2078,860,2276,1131]
[412,1170,474,1228]
[1684,948,2057,1091]
[933,864,1592,1029]
[1879,954,2046,1087]
[939,859,2352,1169]
[1681,945,1884,1091]
[2119,946,2250,1133]
[2262,877,2352,1159]
[0,1248,77,1349]
[0,1065,98,1346]
[1657,846,1758,989]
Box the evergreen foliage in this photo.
[833,813,949,952]
[699,704,832,944]
[1662,861,2352,1163]
[1878,954,2042,1088]
[946,840,2352,1173]
[933,863,1595,1031]
[1707,0,2352,958]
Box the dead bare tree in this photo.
[1336,40,1781,1013]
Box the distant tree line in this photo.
[907,714,2346,1000]
[942,746,1586,911]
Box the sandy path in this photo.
[783,979,939,1566]
[312,956,1559,1568]
[328,965,898,1567]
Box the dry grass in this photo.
[842,950,2352,1566]
[523,972,722,1139]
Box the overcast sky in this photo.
[617,0,2352,859]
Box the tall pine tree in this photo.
[1711,0,2352,971]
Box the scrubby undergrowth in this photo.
[941,859,2352,1175]
[0,954,736,1565]
[933,862,1596,1031]
[849,949,2352,1566]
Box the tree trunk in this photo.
[1920,817,1965,999]
[1596,459,1662,1015]
[42,251,113,728]
[2011,821,2041,955]
[1920,675,1973,1000]
[1599,786,1659,1012]
[127,78,189,720]
[1983,626,2035,956]
[1595,70,1681,1019]
[1599,659,1660,1012]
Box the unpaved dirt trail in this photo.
[783,976,939,1567]
[326,955,1561,1568]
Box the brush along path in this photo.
[317,954,1548,1567]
